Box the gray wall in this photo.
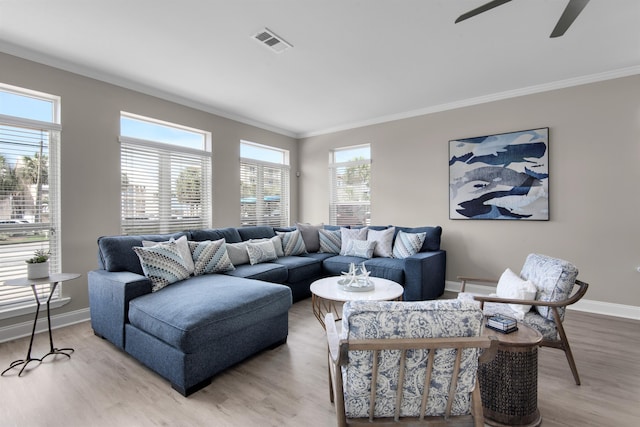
[299,75,640,307]
[1,51,638,333]
[0,52,298,329]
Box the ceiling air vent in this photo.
[252,28,292,53]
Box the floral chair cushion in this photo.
[340,299,483,419]
[520,253,578,321]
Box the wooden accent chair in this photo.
[325,299,498,427]
[458,253,589,385]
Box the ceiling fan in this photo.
[455,0,590,38]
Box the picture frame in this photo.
[449,128,549,220]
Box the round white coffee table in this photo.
[310,276,404,329]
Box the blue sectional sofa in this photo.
[88,225,445,396]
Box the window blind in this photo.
[240,158,289,227]
[120,137,211,235]
[0,121,60,311]
[329,156,371,226]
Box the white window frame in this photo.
[240,141,290,227]
[0,83,64,319]
[329,144,371,226]
[120,112,212,235]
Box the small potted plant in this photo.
[26,249,50,279]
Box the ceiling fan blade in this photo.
[550,0,590,38]
[455,0,512,24]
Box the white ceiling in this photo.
[1,1,639,138]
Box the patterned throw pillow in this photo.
[276,230,307,256]
[142,235,195,276]
[392,231,427,259]
[319,229,341,254]
[367,227,395,258]
[250,236,284,258]
[343,239,376,259]
[133,241,190,292]
[188,239,235,276]
[340,227,368,256]
[246,240,278,265]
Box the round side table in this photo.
[1,273,81,376]
[480,321,543,427]
[310,276,404,330]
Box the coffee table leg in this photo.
[312,294,341,330]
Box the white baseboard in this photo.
[0,307,91,343]
[445,280,640,321]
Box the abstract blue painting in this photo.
[449,128,549,220]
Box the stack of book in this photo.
[486,314,518,334]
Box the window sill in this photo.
[0,297,71,321]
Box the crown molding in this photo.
[298,65,640,138]
[0,42,298,139]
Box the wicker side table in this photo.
[480,322,543,427]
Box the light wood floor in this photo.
[1,298,639,427]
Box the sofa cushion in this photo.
[98,232,188,274]
[323,255,369,276]
[272,256,322,284]
[127,275,291,353]
[132,242,191,292]
[393,230,426,259]
[237,226,276,241]
[224,262,288,283]
[189,227,242,244]
[363,257,405,284]
[301,252,336,262]
[395,226,442,252]
[188,239,235,275]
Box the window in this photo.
[329,145,371,226]
[240,141,290,227]
[120,113,212,234]
[0,84,61,316]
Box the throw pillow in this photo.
[340,227,368,256]
[296,223,323,253]
[250,236,284,258]
[319,229,341,254]
[367,226,395,258]
[496,268,537,320]
[188,239,235,276]
[226,242,250,266]
[133,241,190,292]
[142,235,195,276]
[342,239,376,259]
[276,230,307,256]
[392,230,426,259]
[246,240,278,265]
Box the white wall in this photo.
[299,75,640,308]
[0,52,298,330]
